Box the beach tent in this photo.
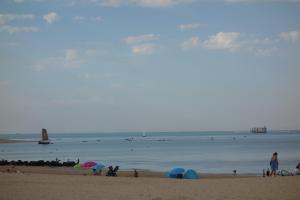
[91,163,105,170]
[167,168,185,178]
[81,161,97,168]
[183,169,200,179]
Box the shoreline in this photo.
[0,139,36,144]
[0,165,260,179]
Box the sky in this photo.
[0,0,300,133]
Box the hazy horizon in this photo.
[1,0,300,133]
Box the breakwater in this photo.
[0,159,76,167]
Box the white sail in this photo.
[142,131,146,137]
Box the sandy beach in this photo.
[0,166,299,200]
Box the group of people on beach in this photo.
[264,152,300,177]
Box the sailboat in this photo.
[142,131,147,137]
[38,128,50,144]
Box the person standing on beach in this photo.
[270,152,279,176]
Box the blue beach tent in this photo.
[167,167,185,178]
[183,169,200,179]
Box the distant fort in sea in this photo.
[251,126,267,133]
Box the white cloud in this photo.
[64,49,81,67]
[202,32,240,51]
[0,14,38,34]
[0,14,35,25]
[87,0,193,7]
[181,37,200,50]
[130,0,194,7]
[43,12,60,24]
[33,49,80,72]
[225,0,300,3]
[100,0,123,7]
[240,37,275,46]
[131,43,159,55]
[179,23,201,31]
[73,16,85,23]
[92,16,103,22]
[68,1,76,6]
[0,25,39,34]
[65,49,78,61]
[33,57,63,72]
[33,48,106,72]
[124,34,160,44]
[180,32,281,56]
[85,49,105,56]
[124,34,160,55]
[254,47,278,57]
[279,31,300,44]
[73,16,103,23]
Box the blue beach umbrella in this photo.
[91,163,105,170]
[167,167,185,178]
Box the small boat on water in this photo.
[38,128,50,144]
[142,131,147,137]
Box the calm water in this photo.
[1,131,300,174]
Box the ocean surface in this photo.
[1,131,300,174]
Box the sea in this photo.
[1,131,300,174]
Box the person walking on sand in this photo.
[270,152,279,177]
